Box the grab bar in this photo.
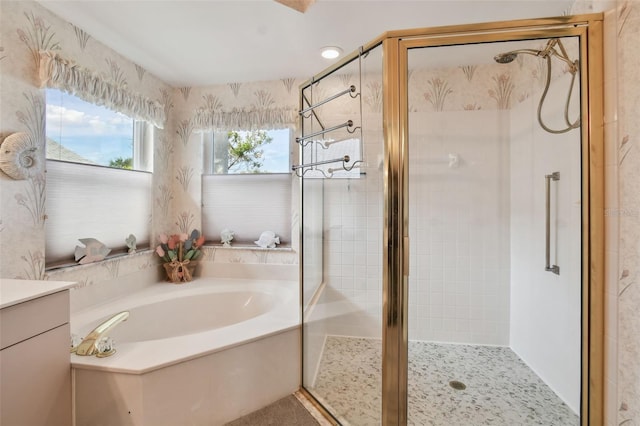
[296,120,354,143]
[299,85,357,115]
[292,155,350,172]
[545,172,560,275]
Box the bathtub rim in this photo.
[70,277,299,375]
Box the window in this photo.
[203,128,291,174]
[45,88,151,171]
[201,128,292,246]
[44,89,153,266]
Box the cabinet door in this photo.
[0,324,71,426]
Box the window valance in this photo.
[193,106,297,131]
[38,51,166,129]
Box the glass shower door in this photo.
[300,43,385,425]
[405,38,583,425]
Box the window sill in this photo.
[203,244,293,252]
[45,247,152,272]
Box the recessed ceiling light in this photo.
[320,46,342,59]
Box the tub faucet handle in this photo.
[75,311,129,356]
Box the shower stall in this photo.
[297,15,604,426]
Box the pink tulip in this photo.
[167,235,179,250]
[159,234,168,244]
[156,246,165,257]
[179,233,188,242]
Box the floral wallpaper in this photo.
[407,51,568,114]
[0,1,172,287]
[613,2,640,425]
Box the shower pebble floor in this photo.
[311,336,579,426]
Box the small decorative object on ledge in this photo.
[254,231,280,248]
[74,238,111,264]
[156,229,205,283]
[220,228,234,247]
[125,234,137,253]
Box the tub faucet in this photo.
[74,311,129,356]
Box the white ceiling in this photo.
[37,0,574,88]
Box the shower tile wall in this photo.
[321,123,384,338]
[317,59,533,344]
[408,110,511,345]
[508,66,582,413]
[314,52,568,345]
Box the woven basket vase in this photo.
[163,261,196,283]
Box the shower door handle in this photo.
[545,172,560,275]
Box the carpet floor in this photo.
[225,395,321,426]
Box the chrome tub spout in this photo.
[74,311,129,356]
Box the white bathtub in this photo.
[71,277,300,425]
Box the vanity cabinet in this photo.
[0,280,75,426]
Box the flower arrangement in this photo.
[155,229,205,283]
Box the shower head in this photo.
[494,48,550,64]
[493,52,518,64]
[493,40,577,72]
[492,38,581,134]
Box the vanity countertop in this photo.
[0,278,77,309]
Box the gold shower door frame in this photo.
[298,13,605,426]
[381,15,604,426]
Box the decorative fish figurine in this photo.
[254,231,280,249]
[75,238,111,264]
[125,234,137,253]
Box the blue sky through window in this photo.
[46,89,290,172]
[246,128,289,173]
[45,88,134,166]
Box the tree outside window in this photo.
[211,129,288,174]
